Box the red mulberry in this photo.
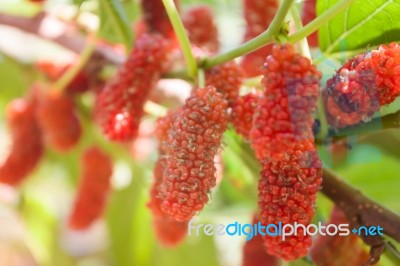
[183,5,219,54]
[301,0,318,47]
[160,86,228,222]
[205,61,244,105]
[69,147,113,230]
[241,0,279,77]
[310,207,370,266]
[36,90,82,152]
[0,98,44,186]
[324,43,400,128]
[242,215,281,266]
[229,93,260,139]
[95,34,170,142]
[249,44,322,260]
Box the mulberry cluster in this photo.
[69,147,113,230]
[229,93,260,139]
[324,43,400,128]
[242,216,281,266]
[205,61,244,105]
[241,0,279,77]
[160,86,228,222]
[310,207,370,266]
[183,5,219,54]
[301,0,318,47]
[37,91,81,152]
[0,98,44,186]
[95,33,170,142]
[250,44,322,260]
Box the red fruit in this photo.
[324,43,400,128]
[36,90,82,152]
[241,0,279,77]
[140,0,180,39]
[0,99,43,186]
[249,44,322,260]
[205,61,244,105]
[183,5,219,54]
[160,86,228,222]
[301,0,318,47]
[310,207,370,266]
[229,93,259,140]
[95,34,170,142]
[243,216,281,266]
[69,147,113,230]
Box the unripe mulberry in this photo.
[160,86,228,222]
[301,0,318,47]
[205,61,244,105]
[183,5,219,54]
[0,99,43,186]
[324,43,400,128]
[241,0,279,77]
[95,34,170,142]
[140,0,180,39]
[229,93,259,140]
[242,215,281,266]
[310,207,370,266]
[69,147,113,230]
[36,90,82,152]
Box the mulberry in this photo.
[229,93,259,139]
[0,98,43,186]
[324,43,400,128]
[36,90,82,152]
[301,0,318,47]
[183,5,219,54]
[310,207,370,266]
[249,44,322,260]
[69,147,113,230]
[242,215,281,266]
[160,86,228,222]
[205,61,244,105]
[241,0,279,77]
[95,34,170,142]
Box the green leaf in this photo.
[317,0,400,55]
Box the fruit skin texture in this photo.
[95,34,170,142]
[148,111,188,247]
[242,216,281,266]
[205,61,244,105]
[182,5,219,54]
[36,90,82,152]
[160,86,228,222]
[301,0,318,47]
[310,207,370,266]
[324,43,400,128]
[241,0,279,77]
[69,147,113,230]
[250,44,322,261]
[229,93,260,140]
[0,99,44,186]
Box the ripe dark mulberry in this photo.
[229,93,259,140]
[36,90,82,152]
[95,34,170,142]
[160,86,228,222]
[69,147,113,230]
[183,5,219,54]
[205,61,244,105]
[0,98,44,186]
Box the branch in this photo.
[322,168,400,263]
[0,11,124,65]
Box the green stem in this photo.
[162,0,197,78]
[197,68,205,87]
[287,0,357,44]
[53,39,95,92]
[202,0,295,69]
[289,4,311,59]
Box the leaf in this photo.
[317,0,400,55]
